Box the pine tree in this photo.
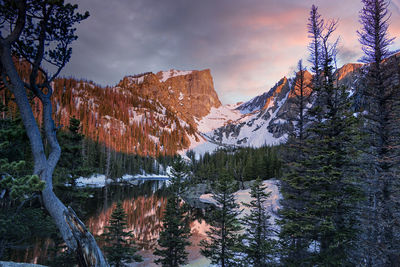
[241,178,276,266]
[154,157,191,267]
[308,5,323,91]
[0,116,49,259]
[101,202,142,267]
[55,117,93,185]
[200,172,242,267]
[279,5,363,265]
[357,0,400,264]
[289,60,312,142]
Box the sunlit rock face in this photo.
[119,69,221,122]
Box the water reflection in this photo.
[11,179,211,266]
[86,181,169,250]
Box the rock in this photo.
[119,69,221,123]
[182,183,211,200]
[0,262,47,267]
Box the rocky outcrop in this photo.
[335,63,363,88]
[0,262,46,267]
[119,69,221,123]
[236,77,289,114]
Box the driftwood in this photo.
[64,207,108,267]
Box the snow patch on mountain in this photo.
[217,90,290,147]
[187,137,221,159]
[159,69,193,82]
[196,104,243,133]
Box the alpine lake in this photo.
[12,178,213,267]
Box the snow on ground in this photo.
[181,104,244,158]
[186,92,289,156]
[159,69,193,82]
[127,75,145,85]
[74,173,169,188]
[75,174,110,188]
[183,132,221,159]
[199,179,281,225]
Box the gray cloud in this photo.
[63,0,400,103]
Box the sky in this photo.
[63,0,400,104]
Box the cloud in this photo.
[63,0,400,104]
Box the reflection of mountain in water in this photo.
[10,180,211,266]
[85,180,211,266]
[86,181,169,250]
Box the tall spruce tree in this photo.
[154,157,191,267]
[101,202,142,267]
[200,172,242,267]
[241,178,276,266]
[289,60,312,142]
[279,5,363,265]
[357,0,400,264]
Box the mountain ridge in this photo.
[10,55,400,157]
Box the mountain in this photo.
[11,56,395,158]
[236,77,291,114]
[51,69,223,156]
[119,69,221,121]
[10,60,221,156]
[190,63,365,155]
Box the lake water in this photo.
[12,178,281,266]
[85,179,212,266]
[12,179,212,266]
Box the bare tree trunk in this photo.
[1,44,108,267]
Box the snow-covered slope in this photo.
[185,104,243,157]
[186,62,366,156]
[187,77,293,156]
[196,104,243,133]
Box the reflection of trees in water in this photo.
[8,238,52,264]
[86,181,169,250]
[87,181,212,250]
[11,180,212,264]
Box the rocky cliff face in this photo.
[202,76,293,148]
[8,63,223,156]
[118,69,221,125]
[236,77,290,114]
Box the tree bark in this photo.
[1,42,108,267]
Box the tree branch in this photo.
[2,0,26,45]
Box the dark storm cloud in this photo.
[63,0,400,103]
